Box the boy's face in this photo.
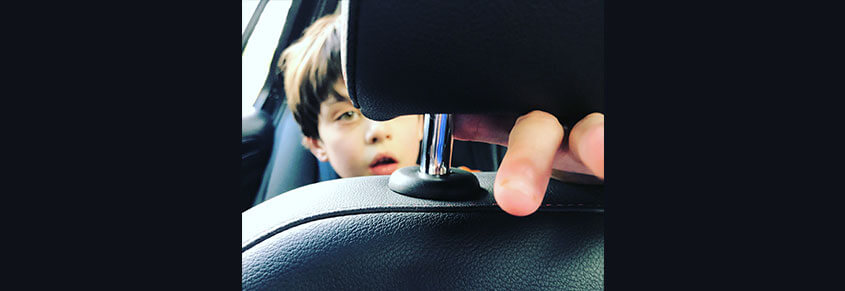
[305,82,422,178]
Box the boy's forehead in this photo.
[322,96,353,107]
[320,78,353,113]
[324,78,352,106]
[319,96,355,118]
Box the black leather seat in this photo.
[243,173,603,290]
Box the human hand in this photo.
[454,111,604,216]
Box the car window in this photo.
[242,0,293,117]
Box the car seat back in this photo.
[254,107,339,204]
[243,172,604,290]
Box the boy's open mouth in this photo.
[369,154,398,175]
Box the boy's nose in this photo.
[365,120,392,144]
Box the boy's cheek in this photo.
[330,138,369,173]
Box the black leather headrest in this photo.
[341,0,603,126]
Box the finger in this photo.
[453,114,516,146]
[567,113,604,179]
[494,110,564,216]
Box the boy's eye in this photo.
[335,111,358,121]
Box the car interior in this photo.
[242,0,604,289]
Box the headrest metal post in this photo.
[389,113,480,200]
[419,113,453,176]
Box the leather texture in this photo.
[344,0,604,126]
[242,172,603,290]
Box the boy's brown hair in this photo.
[278,13,345,139]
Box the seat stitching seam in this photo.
[242,204,603,252]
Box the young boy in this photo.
[278,13,423,178]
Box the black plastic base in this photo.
[388,166,484,201]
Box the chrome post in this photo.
[419,113,454,176]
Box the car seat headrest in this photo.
[340,0,604,126]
